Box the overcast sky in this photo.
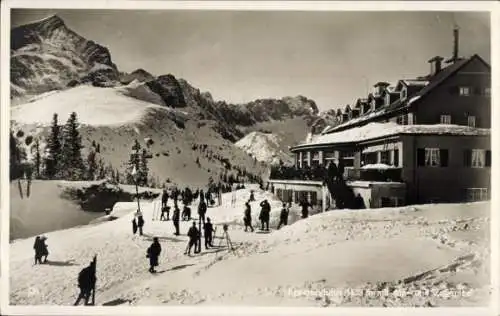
[11,10,490,112]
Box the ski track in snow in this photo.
[9,186,490,306]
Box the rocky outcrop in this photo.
[145,74,187,108]
[10,14,119,98]
[119,68,156,85]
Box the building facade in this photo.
[268,34,491,210]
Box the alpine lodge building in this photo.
[268,28,491,212]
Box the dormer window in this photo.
[400,88,407,100]
[385,93,391,105]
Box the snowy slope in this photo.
[11,85,169,126]
[235,131,293,165]
[10,187,490,307]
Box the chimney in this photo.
[428,56,444,76]
[446,25,460,64]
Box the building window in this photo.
[393,149,400,167]
[466,188,488,202]
[464,149,491,168]
[400,88,407,100]
[380,151,390,165]
[408,113,415,125]
[440,114,452,124]
[467,116,476,127]
[417,148,448,167]
[459,87,471,96]
[385,93,391,105]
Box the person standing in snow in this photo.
[249,190,255,202]
[33,236,43,265]
[198,200,207,226]
[299,199,311,219]
[172,204,180,236]
[161,189,169,209]
[277,203,289,229]
[160,205,170,221]
[259,200,271,231]
[182,205,191,221]
[146,237,162,273]
[74,260,96,306]
[243,201,254,232]
[185,222,199,256]
[136,210,145,236]
[203,217,215,249]
[39,236,49,263]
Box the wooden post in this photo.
[322,185,327,212]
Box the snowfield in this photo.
[10,85,168,126]
[9,186,490,307]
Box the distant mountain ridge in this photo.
[10,14,336,185]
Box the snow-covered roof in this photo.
[293,122,490,149]
[402,80,429,86]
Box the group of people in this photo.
[33,235,49,264]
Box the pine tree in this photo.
[139,148,149,186]
[86,150,98,180]
[45,114,62,179]
[34,138,42,179]
[127,140,142,184]
[60,112,85,180]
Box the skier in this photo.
[172,204,180,236]
[259,200,271,231]
[136,210,145,236]
[203,217,215,249]
[74,260,96,306]
[160,205,170,221]
[277,203,289,229]
[205,190,212,207]
[33,236,42,265]
[132,218,138,235]
[182,205,191,221]
[299,199,311,219]
[146,237,162,273]
[243,201,254,232]
[198,199,207,226]
[161,189,169,209]
[185,222,199,256]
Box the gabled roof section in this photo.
[322,54,490,135]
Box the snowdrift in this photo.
[9,186,490,307]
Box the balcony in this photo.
[269,165,402,183]
[346,166,402,182]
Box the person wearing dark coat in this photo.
[33,236,42,265]
[299,199,311,219]
[182,205,191,221]
[160,205,170,221]
[74,260,96,306]
[39,236,49,263]
[243,202,254,232]
[198,200,207,226]
[172,205,180,236]
[136,210,145,236]
[161,189,169,209]
[249,190,255,202]
[185,222,199,256]
[147,237,162,273]
[203,217,215,249]
[259,200,271,231]
[277,203,289,229]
